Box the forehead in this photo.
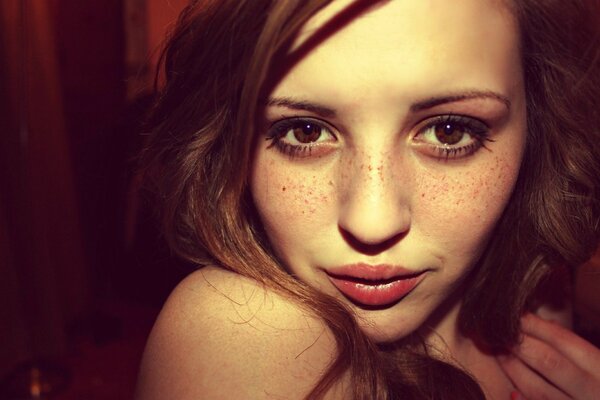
[275,0,521,105]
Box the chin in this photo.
[351,306,428,344]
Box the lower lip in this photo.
[327,274,423,307]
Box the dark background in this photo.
[0,1,188,398]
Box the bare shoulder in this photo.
[135,266,339,400]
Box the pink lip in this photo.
[325,264,425,307]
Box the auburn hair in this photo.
[142,0,600,398]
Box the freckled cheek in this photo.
[415,157,520,250]
[250,159,335,232]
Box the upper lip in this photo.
[325,263,422,281]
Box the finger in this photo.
[513,333,600,399]
[497,354,570,400]
[521,313,600,373]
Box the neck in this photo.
[419,293,515,400]
[420,291,468,363]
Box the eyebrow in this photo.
[266,97,337,118]
[410,91,511,112]
[266,90,511,117]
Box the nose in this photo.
[337,152,411,253]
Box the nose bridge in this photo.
[338,143,411,247]
[349,147,391,205]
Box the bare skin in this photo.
[136,0,600,399]
[135,267,346,400]
[135,268,600,399]
[498,314,600,400]
[252,0,524,397]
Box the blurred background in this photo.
[0,1,599,399]
[0,0,190,398]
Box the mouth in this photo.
[325,264,426,307]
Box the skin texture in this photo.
[251,0,526,345]
[135,267,346,399]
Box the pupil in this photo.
[294,123,322,143]
[435,122,463,145]
[443,124,454,135]
[303,124,316,135]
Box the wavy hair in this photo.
[142,0,600,398]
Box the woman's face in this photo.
[250,0,527,342]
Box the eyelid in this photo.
[267,116,338,134]
[411,114,493,160]
[414,114,490,135]
[265,116,339,159]
[266,116,339,142]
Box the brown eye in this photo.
[293,123,322,143]
[266,117,337,158]
[434,123,464,145]
[412,115,490,160]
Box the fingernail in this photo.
[510,390,523,400]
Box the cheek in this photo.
[250,156,335,240]
[415,155,520,258]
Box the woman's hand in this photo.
[497,313,600,400]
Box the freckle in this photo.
[282,186,286,191]
[421,193,425,198]
[328,180,333,186]
[368,165,373,171]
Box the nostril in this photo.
[338,226,407,255]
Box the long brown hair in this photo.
[142,0,600,398]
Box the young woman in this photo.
[135,0,600,398]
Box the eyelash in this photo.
[413,115,493,159]
[265,117,337,159]
[265,115,492,160]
